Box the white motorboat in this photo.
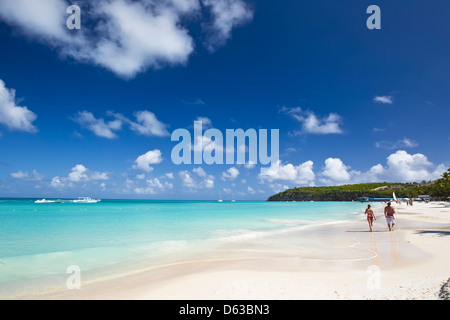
[71,197,101,203]
[35,199,57,204]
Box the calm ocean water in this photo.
[0,199,368,290]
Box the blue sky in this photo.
[0,0,449,200]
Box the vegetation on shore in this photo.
[416,167,450,199]
[268,167,450,202]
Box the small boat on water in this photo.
[35,199,58,204]
[71,197,101,203]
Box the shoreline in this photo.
[12,201,449,300]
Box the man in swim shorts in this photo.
[384,202,396,231]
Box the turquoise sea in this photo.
[0,199,368,296]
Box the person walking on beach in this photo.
[365,204,376,232]
[384,202,396,231]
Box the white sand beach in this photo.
[25,201,450,300]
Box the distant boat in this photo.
[71,197,101,203]
[218,192,223,203]
[35,199,57,204]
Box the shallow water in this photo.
[0,199,368,293]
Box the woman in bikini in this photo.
[365,204,376,232]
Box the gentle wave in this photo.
[0,240,196,284]
[265,218,314,225]
[211,229,266,241]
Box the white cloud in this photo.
[348,164,385,184]
[90,171,110,181]
[259,160,315,184]
[0,0,195,79]
[133,150,163,172]
[194,116,212,129]
[375,137,418,149]
[126,111,170,137]
[50,176,64,189]
[321,158,351,182]
[68,164,89,182]
[369,164,385,174]
[76,110,170,138]
[121,177,136,193]
[193,167,207,177]
[50,164,109,188]
[172,0,202,14]
[0,79,38,133]
[204,175,215,189]
[89,0,195,78]
[281,107,343,135]
[0,0,253,78]
[10,170,44,181]
[222,167,240,180]
[10,171,29,179]
[368,164,386,177]
[269,183,290,194]
[68,164,109,182]
[0,0,68,41]
[136,173,146,180]
[165,172,174,179]
[244,161,256,169]
[135,178,173,194]
[72,111,122,139]
[299,112,342,134]
[202,0,254,51]
[384,150,445,182]
[247,186,255,194]
[374,96,394,104]
[179,170,197,189]
[179,168,215,190]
